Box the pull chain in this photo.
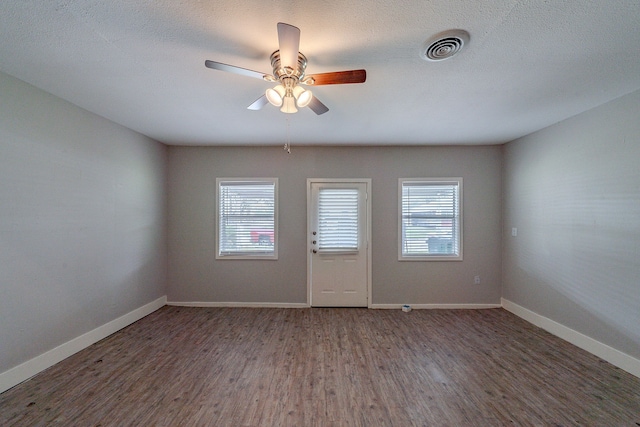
[284,116,291,154]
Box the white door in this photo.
[308,180,370,307]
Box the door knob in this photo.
[312,249,317,254]
[312,231,317,235]
[312,240,316,244]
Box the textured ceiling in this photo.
[1,0,639,146]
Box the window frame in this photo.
[398,178,463,261]
[216,178,278,260]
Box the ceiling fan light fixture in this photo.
[266,85,286,106]
[292,86,313,108]
[280,95,298,113]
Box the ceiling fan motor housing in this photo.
[270,50,308,83]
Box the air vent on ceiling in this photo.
[421,30,470,61]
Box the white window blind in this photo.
[400,179,462,260]
[318,188,359,251]
[218,179,276,258]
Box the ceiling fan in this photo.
[205,22,366,115]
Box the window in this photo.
[399,178,462,261]
[216,178,277,259]
[317,188,359,252]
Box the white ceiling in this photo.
[1,0,639,146]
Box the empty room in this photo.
[1,0,639,425]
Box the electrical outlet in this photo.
[474,275,481,285]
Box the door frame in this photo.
[306,178,372,308]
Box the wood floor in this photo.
[1,307,639,426]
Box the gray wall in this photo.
[167,145,502,305]
[0,72,167,374]
[502,89,640,360]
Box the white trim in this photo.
[502,298,640,379]
[0,296,167,394]
[167,301,309,308]
[370,303,502,310]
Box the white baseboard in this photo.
[169,302,501,310]
[167,301,309,309]
[0,295,167,394]
[370,303,502,310]
[501,298,640,379]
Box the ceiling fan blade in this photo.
[277,22,300,70]
[247,94,269,110]
[305,69,367,85]
[205,60,267,80]
[308,96,329,115]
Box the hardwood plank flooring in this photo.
[1,307,639,426]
